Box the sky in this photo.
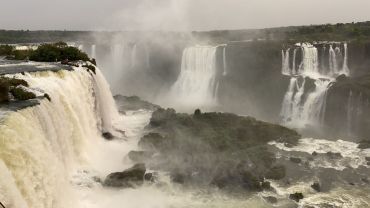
[0,0,370,31]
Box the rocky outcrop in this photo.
[103,163,146,188]
[138,108,300,192]
[114,95,160,113]
[289,192,304,202]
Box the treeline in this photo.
[0,42,90,62]
[0,30,89,44]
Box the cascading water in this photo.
[168,45,219,109]
[222,45,228,76]
[0,67,119,208]
[280,42,350,128]
[91,45,97,59]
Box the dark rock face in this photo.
[325,75,370,140]
[102,132,114,140]
[289,192,304,202]
[104,163,146,188]
[311,182,321,192]
[0,80,9,103]
[138,108,300,192]
[114,95,160,113]
[290,157,302,164]
[218,41,289,121]
[264,196,278,204]
[359,140,370,149]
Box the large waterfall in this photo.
[0,67,119,208]
[280,43,350,128]
[168,45,220,110]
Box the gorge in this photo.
[1,21,370,208]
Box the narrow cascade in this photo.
[342,43,350,75]
[223,45,227,76]
[131,44,138,68]
[92,67,119,132]
[168,45,219,109]
[280,42,350,129]
[281,48,290,75]
[0,68,110,208]
[91,44,97,59]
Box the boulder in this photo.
[289,157,302,164]
[264,196,278,204]
[311,182,321,192]
[0,80,9,103]
[138,133,170,150]
[102,132,114,140]
[289,192,304,202]
[359,140,370,149]
[326,151,342,159]
[104,163,146,188]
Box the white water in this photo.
[280,43,350,128]
[223,46,227,76]
[91,45,96,59]
[0,68,103,207]
[168,45,219,110]
[270,138,370,170]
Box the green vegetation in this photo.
[0,77,35,103]
[29,42,89,62]
[10,87,36,101]
[0,42,90,62]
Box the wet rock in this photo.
[289,157,302,164]
[289,192,304,202]
[44,93,51,101]
[171,172,186,184]
[264,196,278,204]
[326,151,342,159]
[261,181,272,190]
[311,182,321,192]
[128,151,154,163]
[366,157,370,162]
[358,140,370,149]
[138,133,170,150]
[102,132,114,140]
[104,163,146,188]
[0,80,9,103]
[265,165,286,180]
[312,151,318,156]
[144,173,153,181]
[114,95,160,112]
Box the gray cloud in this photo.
[0,0,369,31]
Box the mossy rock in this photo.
[10,87,36,101]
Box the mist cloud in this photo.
[0,0,369,31]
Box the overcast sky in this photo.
[1,0,370,31]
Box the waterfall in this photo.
[329,45,338,75]
[131,44,137,68]
[292,48,297,75]
[342,43,350,76]
[91,44,97,59]
[299,43,319,76]
[168,45,219,109]
[281,48,290,75]
[223,46,227,76]
[280,42,350,129]
[92,67,119,132]
[0,68,114,208]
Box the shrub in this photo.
[29,42,89,62]
[10,87,36,100]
